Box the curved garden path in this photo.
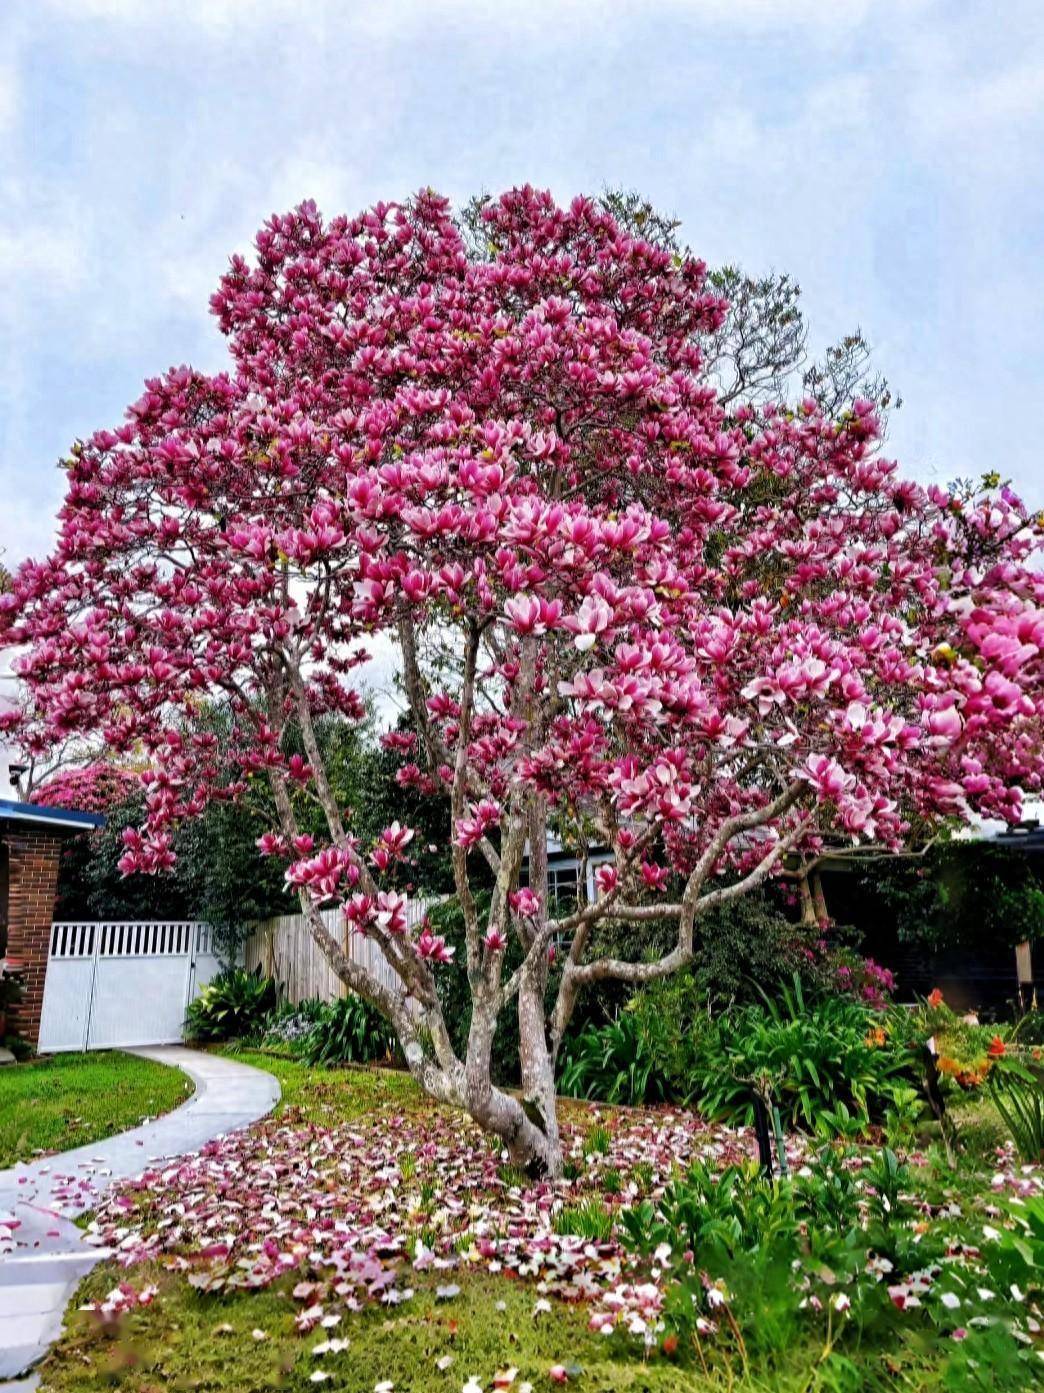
[0,1046,280,1385]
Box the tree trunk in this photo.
[517,970,564,1177]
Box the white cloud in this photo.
[0,61,16,135]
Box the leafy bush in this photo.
[552,1198,614,1241]
[989,1075,1044,1162]
[185,967,277,1042]
[860,841,1044,952]
[690,976,908,1133]
[260,997,326,1046]
[618,1149,925,1358]
[670,894,808,1010]
[0,959,26,1054]
[585,891,831,1015]
[558,1010,674,1105]
[558,972,912,1134]
[296,993,397,1066]
[614,1148,1044,1382]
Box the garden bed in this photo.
[33,1052,1044,1392]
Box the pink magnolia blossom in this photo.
[416,931,455,964]
[374,891,408,936]
[594,864,619,896]
[804,753,856,802]
[504,595,563,636]
[509,888,542,919]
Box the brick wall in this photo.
[4,828,63,1045]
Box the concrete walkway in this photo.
[0,1047,280,1384]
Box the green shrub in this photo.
[690,975,908,1133]
[261,997,326,1047]
[615,1150,1044,1382]
[989,1074,1044,1162]
[558,973,913,1135]
[185,967,277,1041]
[558,1010,673,1105]
[296,993,397,1066]
[552,1198,614,1241]
[618,1148,934,1359]
[685,893,817,1009]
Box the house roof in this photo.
[991,822,1044,853]
[0,798,106,833]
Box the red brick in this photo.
[4,829,64,1045]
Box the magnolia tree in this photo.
[3,189,1042,1174]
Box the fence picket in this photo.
[242,898,438,1004]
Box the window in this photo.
[548,863,582,907]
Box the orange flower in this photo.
[865,1026,887,1048]
[937,1055,960,1076]
[927,988,944,1009]
[987,1035,1006,1058]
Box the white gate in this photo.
[36,921,223,1053]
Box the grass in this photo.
[39,1255,958,1393]
[41,1263,711,1393]
[0,1050,192,1169]
[949,1089,1010,1156]
[219,1046,424,1122]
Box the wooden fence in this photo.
[243,899,436,1004]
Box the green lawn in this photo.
[42,1262,808,1393]
[221,1045,423,1122]
[0,1050,192,1169]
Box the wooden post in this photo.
[752,1095,773,1176]
[1015,940,1036,1012]
[811,870,829,926]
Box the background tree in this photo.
[2,187,1040,1174]
[857,841,1044,953]
[36,712,451,958]
[598,190,897,421]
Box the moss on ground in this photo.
[38,1261,957,1393]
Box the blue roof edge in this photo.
[0,798,106,831]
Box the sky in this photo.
[1,0,1043,569]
